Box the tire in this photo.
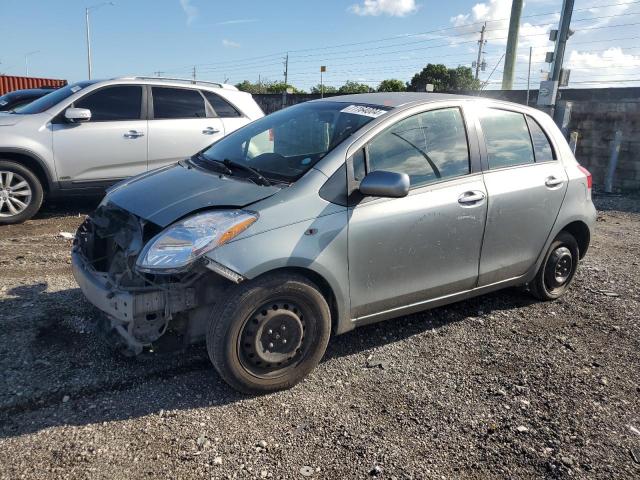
[529,231,580,301]
[206,273,331,394]
[0,160,44,225]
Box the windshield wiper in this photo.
[223,159,272,186]
[193,153,232,175]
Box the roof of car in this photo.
[312,92,473,108]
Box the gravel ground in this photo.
[0,194,639,479]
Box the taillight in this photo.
[578,165,592,190]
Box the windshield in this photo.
[199,101,389,182]
[15,81,96,114]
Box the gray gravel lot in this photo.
[0,195,639,479]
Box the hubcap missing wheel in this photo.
[546,246,573,290]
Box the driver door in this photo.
[52,85,148,186]
[347,106,487,320]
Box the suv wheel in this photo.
[529,231,579,300]
[0,160,44,225]
[206,273,331,394]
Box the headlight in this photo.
[136,210,258,273]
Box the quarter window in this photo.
[526,116,555,162]
[367,107,470,187]
[203,91,241,117]
[478,108,534,169]
[152,87,206,119]
[74,86,142,121]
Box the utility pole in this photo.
[550,0,575,82]
[282,53,289,108]
[192,65,196,83]
[526,46,532,105]
[475,23,486,80]
[85,2,114,79]
[502,0,523,90]
[154,71,164,77]
[320,65,326,98]
[24,51,39,76]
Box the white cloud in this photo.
[222,39,241,48]
[216,18,259,25]
[349,0,418,17]
[179,0,198,25]
[567,47,640,70]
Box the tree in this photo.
[310,84,338,94]
[408,64,480,92]
[377,79,406,92]
[337,81,373,94]
[235,80,303,94]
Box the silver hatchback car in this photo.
[72,93,596,393]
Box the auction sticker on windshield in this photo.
[341,104,387,118]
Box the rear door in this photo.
[474,106,568,286]
[147,87,224,171]
[52,85,147,185]
[347,105,487,320]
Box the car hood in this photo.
[0,113,26,126]
[106,161,282,227]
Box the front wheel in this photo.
[206,273,331,394]
[0,160,44,225]
[529,231,579,300]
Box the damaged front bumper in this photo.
[71,205,232,355]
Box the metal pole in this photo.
[502,0,523,90]
[282,53,289,109]
[569,131,579,155]
[86,8,92,79]
[550,0,575,82]
[320,70,323,98]
[604,130,623,193]
[192,65,196,83]
[526,46,532,105]
[475,23,486,80]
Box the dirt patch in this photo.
[0,194,639,479]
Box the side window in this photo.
[478,108,534,169]
[152,87,206,119]
[526,116,555,162]
[74,86,142,121]
[202,91,241,117]
[367,107,470,187]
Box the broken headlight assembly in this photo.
[136,210,258,273]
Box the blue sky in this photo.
[1,0,639,90]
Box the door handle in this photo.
[124,130,144,138]
[545,176,564,188]
[202,127,220,135]
[458,191,486,205]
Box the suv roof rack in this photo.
[118,76,238,91]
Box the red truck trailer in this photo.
[0,75,67,95]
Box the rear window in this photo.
[202,91,241,117]
[152,87,206,119]
[478,108,534,169]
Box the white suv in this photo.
[0,77,264,224]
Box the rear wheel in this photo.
[206,273,331,394]
[529,231,579,300]
[0,160,44,225]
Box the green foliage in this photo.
[377,79,406,92]
[337,80,374,94]
[408,64,480,92]
[310,84,338,94]
[235,80,303,94]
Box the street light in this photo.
[86,2,114,79]
[24,51,40,76]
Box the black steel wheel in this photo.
[530,231,579,300]
[206,273,331,393]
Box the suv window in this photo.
[202,91,241,117]
[479,108,534,169]
[526,116,555,162]
[367,107,470,187]
[152,87,206,119]
[74,86,142,121]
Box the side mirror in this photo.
[359,170,410,198]
[64,107,91,123]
